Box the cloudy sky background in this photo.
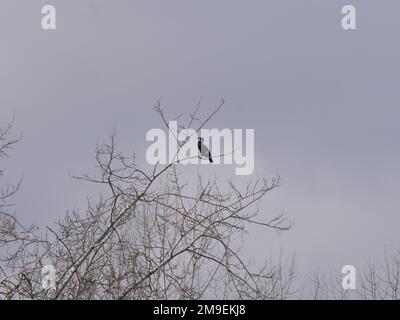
[1,0,400,291]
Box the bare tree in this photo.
[0,102,296,300]
[358,250,400,300]
[358,259,384,300]
[0,115,21,212]
[383,249,400,300]
[308,249,400,300]
[0,115,31,297]
[309,268,351,300]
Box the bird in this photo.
[197,137,213,163]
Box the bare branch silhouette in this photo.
[0,103,295,300]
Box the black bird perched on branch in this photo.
[198,137,213,163]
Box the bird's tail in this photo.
[209,156,213,163]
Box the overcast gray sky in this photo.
[1,0,400,287]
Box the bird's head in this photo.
[198,137,204,142]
